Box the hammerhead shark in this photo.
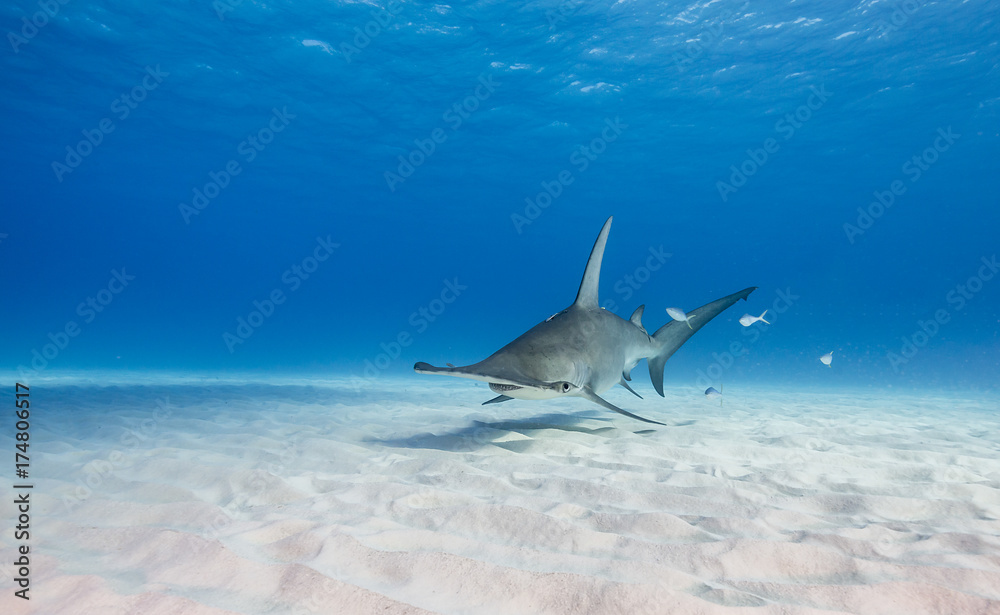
[414,217,755,425]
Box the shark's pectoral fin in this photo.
[578,387,664,425]
[483,394,513,405]
[618,378,643,399]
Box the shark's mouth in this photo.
[489,383,522,393]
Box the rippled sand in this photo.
[2,376,998,614]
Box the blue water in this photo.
[2,0,998,394]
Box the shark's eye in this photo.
[562,382,571,393]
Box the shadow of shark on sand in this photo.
[366,411,677,453]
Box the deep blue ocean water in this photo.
[2,0,998,394]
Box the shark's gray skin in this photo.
[414,217,755,425]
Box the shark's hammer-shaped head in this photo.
[413,361,584,400]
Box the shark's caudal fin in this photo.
[647,287,757,396]
[573,216,613,309]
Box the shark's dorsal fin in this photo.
[573,216,613,309]
[629,305,646,333]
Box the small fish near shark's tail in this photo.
[647,286,757,396]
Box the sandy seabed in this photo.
[1,375,998,615]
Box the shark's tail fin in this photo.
[648,287,757,396]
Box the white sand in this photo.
[2,375,999,614]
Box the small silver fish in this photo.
[739,310,770,327]
[666,307,694,329]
